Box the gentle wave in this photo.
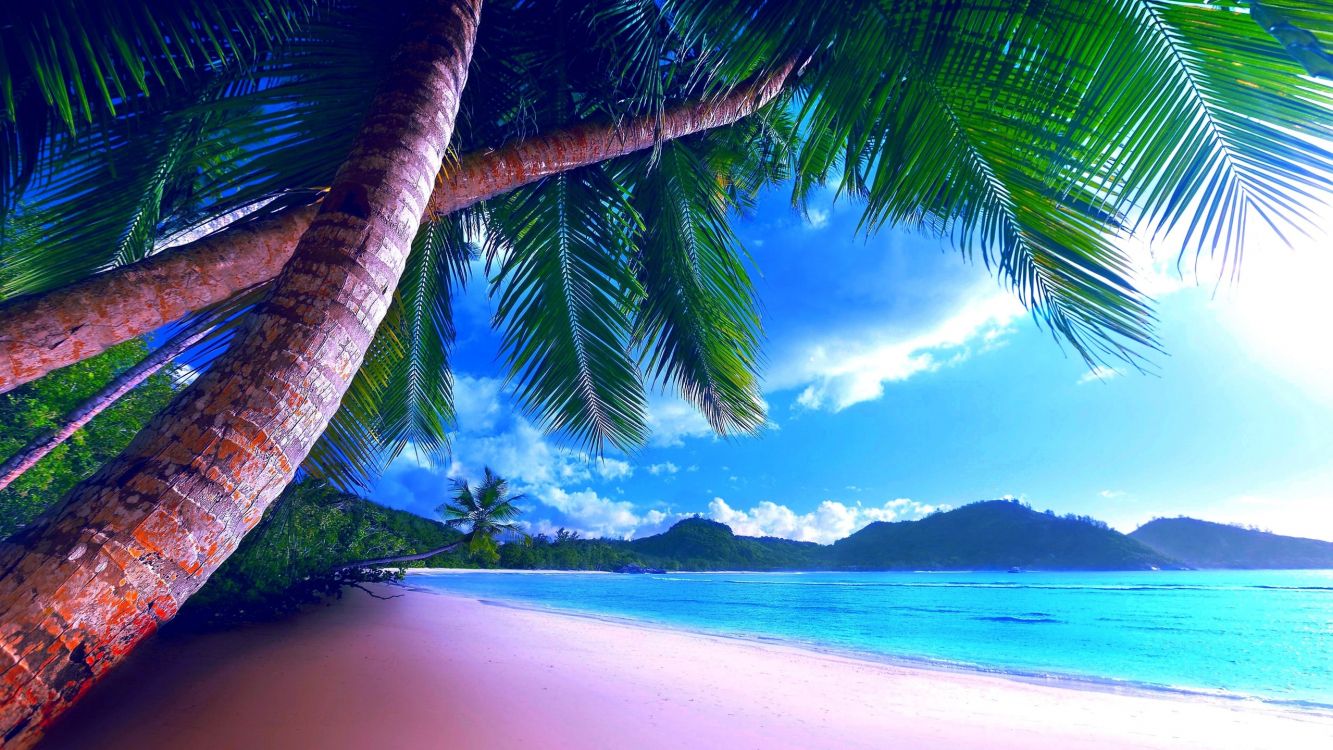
[973,615,1064,624]
[722,579,1333,593]
[413,570,1333,707]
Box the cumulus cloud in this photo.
[707,497,945,544]
[1078,366,1122,385]
[539,488,647,539]
[645,394,714,446]
[805,207,830,229]
[648,462,679,476]
[596,459,633,481]
[374,375,669,538]
[773,286,1023,412]
[453,374,504,432]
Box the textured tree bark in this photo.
[0,321,211,493]
[0,60,795,395]
[0,1,480,745]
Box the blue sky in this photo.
[371,183,1333,543]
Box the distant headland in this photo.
[238,492,1333,575]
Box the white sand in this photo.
[43,586,1333,749]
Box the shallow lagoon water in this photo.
[409,569,1333,707]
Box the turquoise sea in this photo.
[409,570,1333,707]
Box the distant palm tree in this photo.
[440,468,528,559]
[338,468,526,570]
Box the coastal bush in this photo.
[178,480,463,628]
[0,340,177,538]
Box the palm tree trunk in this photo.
[0,60,796,395]
[0,321,211,493]
[0,2,481,745]
[335,539,464,571]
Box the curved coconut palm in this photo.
[0,1,482,744]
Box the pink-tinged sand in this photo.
[43,585,1332,749]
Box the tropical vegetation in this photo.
[179,479,460,628]
[0,341,177,537]
[0,0,1331,744]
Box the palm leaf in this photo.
[0,0,320,209]
[622,133,771,434]
[485,167,648,452]
[663,0,1333,366]
[303,215,473,491]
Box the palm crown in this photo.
[2,0,1331,491]
[438,468,527,555]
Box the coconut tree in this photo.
[438,469,527,561]
[0,0,1331,745]
[0,0,481,744]
[337,467,527,570]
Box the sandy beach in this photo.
[43,585,1333,749]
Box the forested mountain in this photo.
[498,501,1179,572]
[175,494,1333,627]
[628,517,825,570]
[830,501,1178,571]
[1130,518,1333,569]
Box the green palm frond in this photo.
[304,215,473,491]
[1,91,222,298]
[437,468,527,550]
[0,0,320,209]
[676,0,1332,364]
[4,0,1332,463]
[485,168,649,452]
[1,2,396,301]
[1116,1,1333,264]
[377,216,473,459]
[623,135,769,435]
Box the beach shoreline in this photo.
[43,585,1333,750]
[430,585,1332,713]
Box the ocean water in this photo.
[408,569,1333,707]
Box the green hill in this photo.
[627,517,825,571]
[830,500,1178,570]
[604,501,1179,571]
[1130,518,1333,569]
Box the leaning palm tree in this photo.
[336,468,526,570]
[1,1,1332,744]
[438,469,528,560]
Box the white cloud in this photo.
[774,285,1023,412]
[1099,489,1126,499]
[539,488,647,539]
[648,462,679,476]
[174,363,201,385]
[595,459,633,481]
[523,494,685,540]
[645,394,714,446]
[707,496,945,544]
[805,207,830,229]
[400,376,693,539]
[453,375,505,432]
[1078,365,1123,385]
